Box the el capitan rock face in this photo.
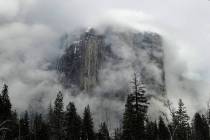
[57,28,166,97]
[57,29,111,91]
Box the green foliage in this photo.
[145,121,158,140]
[122,73,149,140]
[20,111,30,139]
[32,113,50,140]
[2,80,210,140]
[0,84,12,122]
[97,122,110,140]
[53,91,65,140]
[122,94,135,140]
[193,113,210,140]
[81,105,95,140]
[158,116,170,140]
[173,99,190,140]
[65,102,81,140]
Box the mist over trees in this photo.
[0,75,210,140]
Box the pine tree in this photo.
[158,116,170,140]
[33,113,49,140]
[145,121,158,140]
[65,102,81,140]
[0,84,12,122]
[53,91,64,140]
[9,110,19,139]
[81,105,95,140]
[20,111,30,140]
[131,73,148,140]
[97,122,110,140]
[201,115,210,140]
[0,84,15,140]
[47,102,54,139]
[122,73,149,140]
[193,113,210,140]
[173,99,190,140]
[122,94,134,140]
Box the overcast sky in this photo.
[0,0,210,116]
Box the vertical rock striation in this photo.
[58,29,110,92]
[57,28,165,97]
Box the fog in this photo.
[0,0,210,129]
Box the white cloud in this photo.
[0,0,210,121]
[0,0,19,18]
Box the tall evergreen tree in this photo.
[145,121,158,140]
[201,115,210,140]
[53,91,64,140]
[8,110,19,139]
[97,122,110,140]
[158,116,170,140]
[0,84,16,140]
[0,84,12,122]
[122,94,134,140]
[193,113,210,140]
[173,99,190,140]
[65,102,81,140]
[81,105,95,140]
[20,111,30,140]
[122,73,149,140]
[33,113,49,140]
[47,102,54,139]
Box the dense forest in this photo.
[0,74,209,140]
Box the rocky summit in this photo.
[57,28,166,97]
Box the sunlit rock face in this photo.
[57,28,165,97]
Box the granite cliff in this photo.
[57,28,165,97]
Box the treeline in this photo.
[0,74,210,140]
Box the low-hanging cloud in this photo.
[0,0,210,129]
